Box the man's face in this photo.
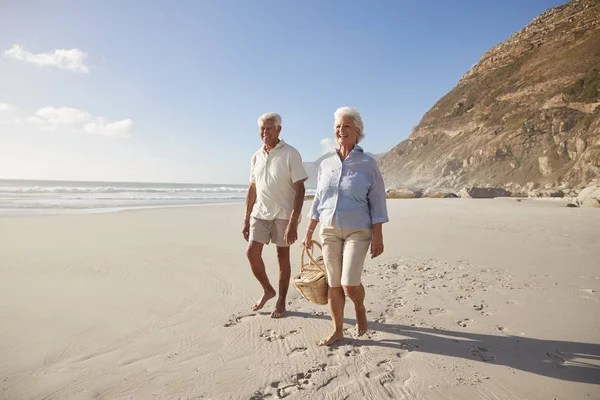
[260,119,281,148]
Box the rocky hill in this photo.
[379,0,600,195]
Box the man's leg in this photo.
[246,240,276,311]
[271,246,291,318]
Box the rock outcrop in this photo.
[576,184,600,206]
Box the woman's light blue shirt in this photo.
[308,145,389,229]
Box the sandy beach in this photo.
[1,199,599,399]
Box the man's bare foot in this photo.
[252,288,276,312]
[270,298,286,318]
[317,331,344,346]
[356,305,368,336]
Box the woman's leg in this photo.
[344,284,367,336]
[319,286,346,345]
[319,227,345,346]
[341,228,372,336]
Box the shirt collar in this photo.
[336,144,363,159]
[263,138,285,153]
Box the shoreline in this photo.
[1,195,579,218]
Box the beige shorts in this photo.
[319,225,373,287]
[249,218,289,247]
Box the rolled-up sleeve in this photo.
[289,148,308,183]
[308,165,321,221]
[367,160,389,224]
[249,154,256,184]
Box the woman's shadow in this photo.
[286,311,600,385]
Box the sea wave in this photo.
[0,186,249,194]
[61,195,247,201]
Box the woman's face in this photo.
[334,115,359,148]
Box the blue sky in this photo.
[0,0,566,184]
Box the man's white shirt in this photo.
[250,139,308,220]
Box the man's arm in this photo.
[284,179,306,245]
[290,179,306,225]
[243,183,257,241]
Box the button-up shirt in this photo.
[250,139,308,220]
[308,145,389,229]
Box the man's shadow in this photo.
[286,311,600,385]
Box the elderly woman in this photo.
[302,106,389,346]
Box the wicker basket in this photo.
[292,240,328,305]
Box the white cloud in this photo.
[35,106,91,125]
[83,118,134,138]
[3,44,89,73]
[28,106,133,138]
[0,103,17,112]
[320,138,336,155]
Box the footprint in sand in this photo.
[396,342,417,357]
[365,359,397,395]
[457,318,473,328]
[469,346,495,362]
[288,347,307,356]
[259,329,285,342]
[580,289,598,301]
[345,348,360,357]
[223,313,255,327]
[428,308,447,315]
[375,315,387,323]
[546,351,568,369]
[393,298,408,308]
[267,381,300,398]
[249,390,270,400]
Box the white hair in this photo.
[257,112,282,128]
[334,106,365,143]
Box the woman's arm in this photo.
[370,222,384,258]
[367,160,389,226]
[367,159,388,258]
[302,218,320,247]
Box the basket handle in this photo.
[301,240,325,273]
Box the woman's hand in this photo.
[370,232,384,258]
[302,229,314,248]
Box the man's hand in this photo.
[284,221,298,245]
[370,232,384,259]
[242,219,251,242]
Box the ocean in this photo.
[0,179,250,216]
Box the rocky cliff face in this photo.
[379,0,600,194]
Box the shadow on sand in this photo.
[286,311,600,385]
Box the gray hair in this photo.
[334,106,365,143]
[257,112,282,128]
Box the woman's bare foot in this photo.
[252,288,276,311]
[270,297,286,318]
[356,305,368,336]
[318,331,344,346]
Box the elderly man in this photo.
[243,112,308,318]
